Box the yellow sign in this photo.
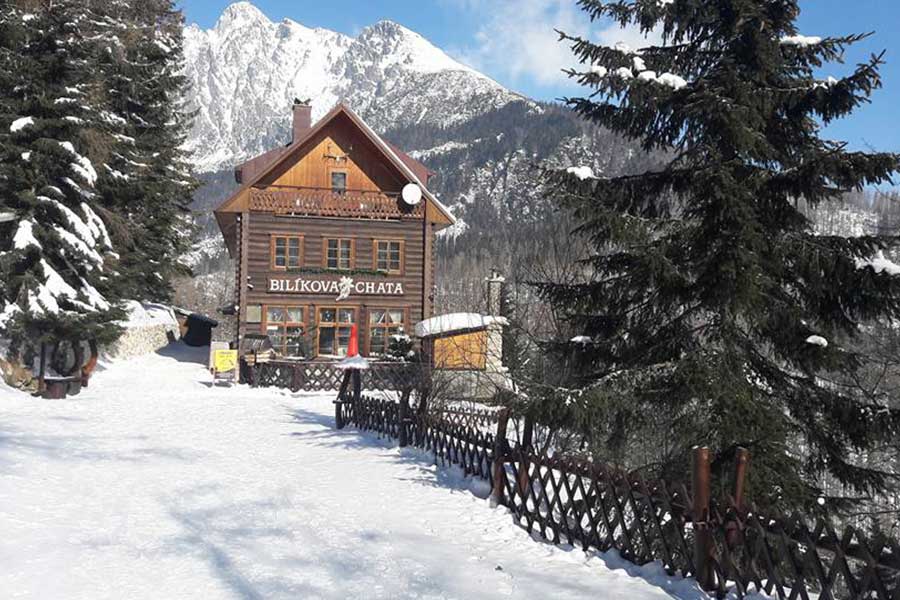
[213,349,238,374]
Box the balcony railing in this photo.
[249,187,425,220]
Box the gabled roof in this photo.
[214,103,454,255]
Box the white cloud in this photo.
[445,0,662,89]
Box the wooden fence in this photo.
[246,359,427,393]
[335,391,900,600]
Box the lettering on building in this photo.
[268,277,405,299]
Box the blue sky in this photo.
[180,0,900,154]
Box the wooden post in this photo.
[491,408,510,505]
[415,386,429,446]
[290,365,301,393]
[352,369,361,403]
[72,341,84,377]
[725,447,750,550]
[334,370,353,429]
[38,341,47,394]
[692,446,714,591]
[81,340,99,387]
[517,414,534,499]
[733,447,750,511]
[398,389,411,447]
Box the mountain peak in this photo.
[182,4,519,172]
[215,2,269,30]
[354,19,474,75]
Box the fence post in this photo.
[415,388,429,446]
[334,370,353,430]
[38,341,47,394]
[352,369,361,403]
[733,447,749,511]
[290,365,301,393]
[725,447,750,551]
[398,389,410,447]
[491,408,510,506]
[692,446,714,592]
[517,414,534,499]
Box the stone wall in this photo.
[107,324,178,360]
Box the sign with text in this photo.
[268,276,404,301]
[212,349,238,375]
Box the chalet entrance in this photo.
[316,306,356,358]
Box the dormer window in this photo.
[331,170,347,195]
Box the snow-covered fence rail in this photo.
[337,397,900,599]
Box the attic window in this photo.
[331,170,347,195]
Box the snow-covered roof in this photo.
[414,313,508,338]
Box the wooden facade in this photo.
[433,331,489,370]
[215,103,453,359]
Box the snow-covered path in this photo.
[0,344,708,599]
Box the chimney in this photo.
[485,268,505,316]
[292,99,312,143]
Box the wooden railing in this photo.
[249,187,425,220]
[336,394,900,600]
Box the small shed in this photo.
[414,313,507,371]
[414,312,510,400]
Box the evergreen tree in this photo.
[536,0,900,511]
[92,0,197,303]
[387,327,415,361]
[0,1,197,365]
[0,2,125,351]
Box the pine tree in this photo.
[0,2,125,352]
[91,0,197,303]
[1,1,197,368]
[535,0,900,511]
[387,328,416,361]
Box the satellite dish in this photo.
[401,183,422,206]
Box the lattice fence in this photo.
[248,360,427,393]
[335,392,900,599]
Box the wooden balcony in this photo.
[249,187,425,221]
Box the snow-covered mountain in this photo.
[180,2,656,312]
[183,2,522,172]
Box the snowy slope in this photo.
[0,344,723,599]
[183,2,521,172]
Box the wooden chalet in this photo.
[214,102,455,359]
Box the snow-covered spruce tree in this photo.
[91,0,197,303]
[0,2,126,353]
[534,0,900,511]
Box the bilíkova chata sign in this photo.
[268,276,404,301]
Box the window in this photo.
[246,305,262,324]
[368,308,405,356]
[331,170,347,194]
[271,235,302,270]
[317,307,356,357]
[264,306,306,357]
[373,240,403,274]
[324,238,353,270]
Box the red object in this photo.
[347,324,359,357]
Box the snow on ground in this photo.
[1,343,732,600]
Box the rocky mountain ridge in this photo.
[180,2,655,312]
[183,1,523,173]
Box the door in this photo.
[316,306,357,357]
